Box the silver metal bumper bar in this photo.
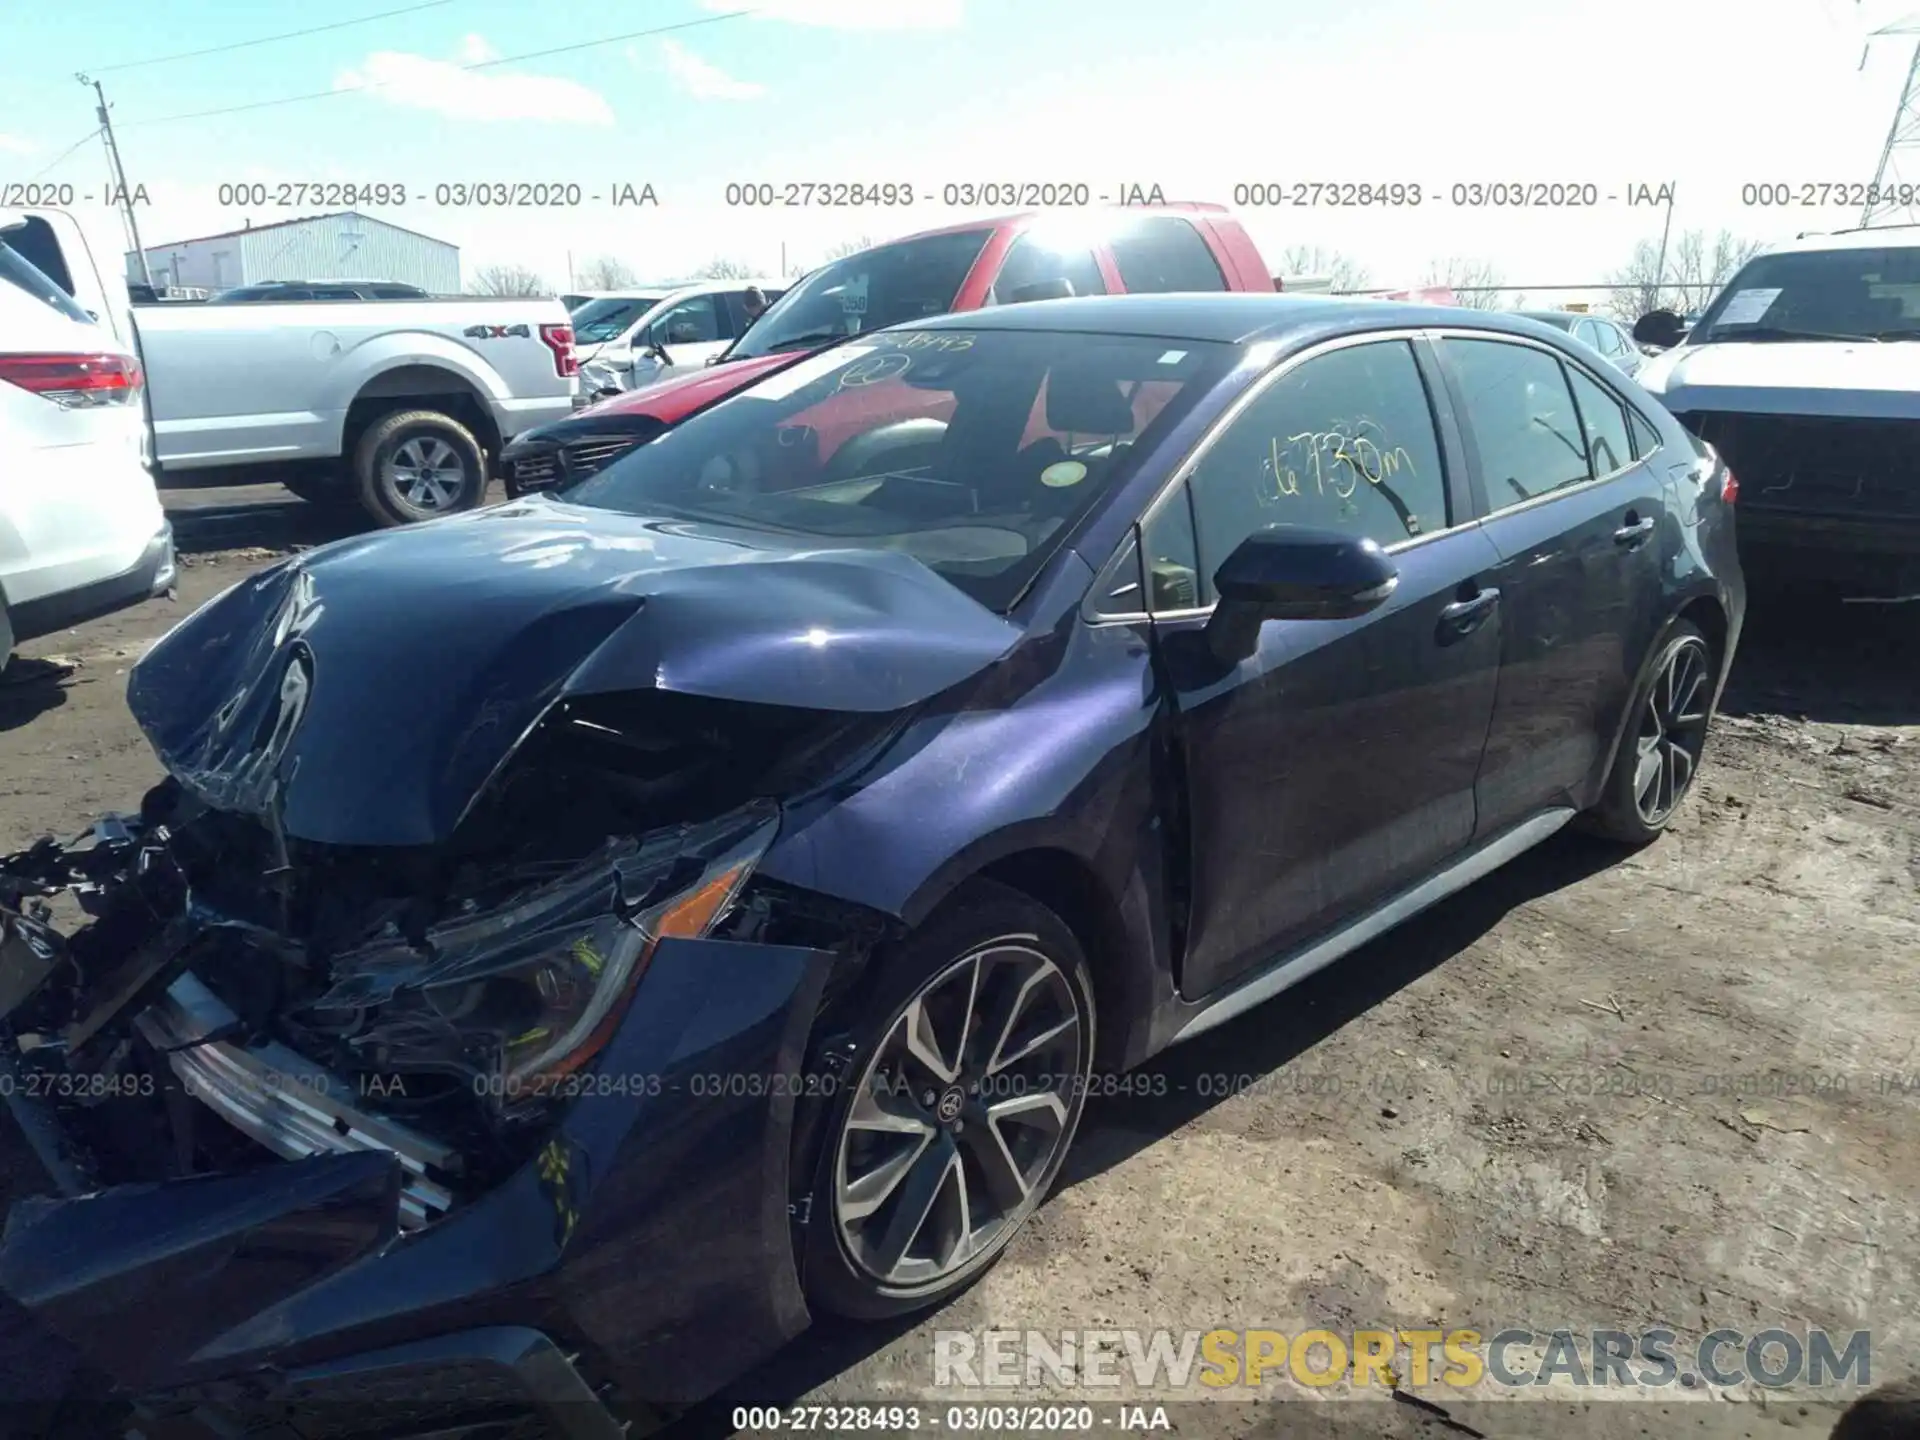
[134,972,457,1230]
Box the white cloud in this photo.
[334,34,614,125]
[0,133,34,155]
[659,39,765,100]
[703,0,962,29]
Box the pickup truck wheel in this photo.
[353,409,488,526]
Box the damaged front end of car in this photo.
[0,591,975,1436]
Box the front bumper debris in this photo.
[136,971,459,1231]
[0,806,844,1429]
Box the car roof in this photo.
[894,292,1581,348]
[1763,225,1920,255]
[867,203,1231,247]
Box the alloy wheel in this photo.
[1632,635,1712,826]
[834,941,1089,1291]
[383,436,471,513]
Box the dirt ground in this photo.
[1,484,1915,1439]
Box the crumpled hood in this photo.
[127,497,1022,847]
[1639,340,1920,420]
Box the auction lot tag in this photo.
[1716,288,1782,326]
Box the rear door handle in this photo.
[1438,586,1500,640]
[1614,514,1655,545]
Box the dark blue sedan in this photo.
[0,294,1743,1436]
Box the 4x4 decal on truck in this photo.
[463,323,532,339]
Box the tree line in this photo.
[470,229,1765,322]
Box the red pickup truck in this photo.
[500,204,1274,492]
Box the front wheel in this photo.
[802,879,1096,1320]
[1583,619,1717,844]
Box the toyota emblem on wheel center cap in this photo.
[936,1086,965,1124]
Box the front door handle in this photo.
[1614,514,1655,546]
[1438,586,1500,641]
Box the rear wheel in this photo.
[802,879,1095,1320]
[352,409,488,527]
[1584,619,1716,844]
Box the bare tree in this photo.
[1421,256,1507,310]
[823,235,878,262]
[1605,228,1763,321]
[1670,229,1765,315]
[1277,244,1372,292]
[1604,238,1669,323]
[693,256,757,280]
[573,254,638,290]
[467,264,549,297]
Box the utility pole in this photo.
[77,73,156,290]
[1654,186,1675,312]
[1859,20,1920,228]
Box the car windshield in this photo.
[572,295,667,344]
[558,327,1232,611]
[726,230,995,361]
[1693,246,1920,342]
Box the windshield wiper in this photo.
[1707,325,1882,344]
[748,329,860,356]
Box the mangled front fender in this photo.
[127,503,1023,847]
[0,934,837,1408]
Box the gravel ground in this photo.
[1,485,1914,1439]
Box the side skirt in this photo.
[1167,807,1577,1046]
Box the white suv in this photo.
[571,279,785,399]
[0,232,173,667]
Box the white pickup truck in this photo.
[4,209,579,526]
[1633,227,1920,595]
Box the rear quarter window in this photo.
[1110,217,1227,293]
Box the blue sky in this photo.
[5,0,1920,300]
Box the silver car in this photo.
[1517,310,1644,378]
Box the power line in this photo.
[27,127,103,180]
[89,0,462,74]
[119,9,758,127]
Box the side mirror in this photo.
[1632,309,1686,350]
[1204,526,1399,664]
[647,342,673,367]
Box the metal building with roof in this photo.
[128,210,461,295]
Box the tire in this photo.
[801,878,1096,1321]
[351,409,488,527]
[1582,618,1717,845]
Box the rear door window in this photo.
[1442,338,1591,509]
[1109,216,1227,293]
[988,233,1107,304]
